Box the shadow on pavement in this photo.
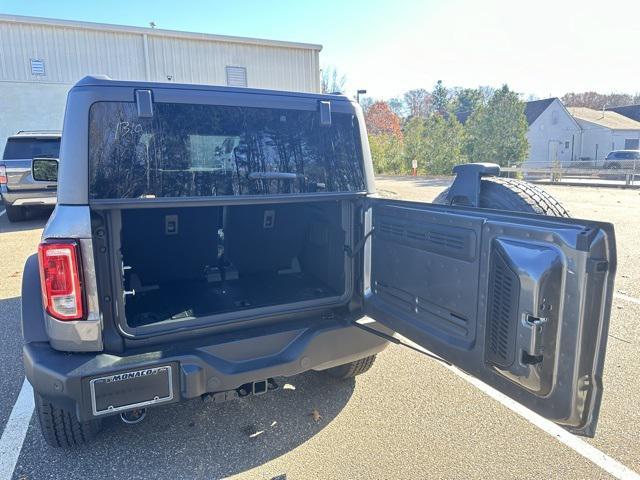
[0,297,27,433]
[16,368,356,479]
[0,207,51,234]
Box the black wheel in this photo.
[324,354,377,379]
[35,393,102,448]
[5,204,27,222]
[434,177,570,217]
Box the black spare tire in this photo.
[433,177,570,217]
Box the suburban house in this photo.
[523,98,581,167]
[606,104,640,123]
[567,107,640,162]
[522,99,640,166]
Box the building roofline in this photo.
[0,13,323,52]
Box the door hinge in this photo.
[352,321,451,366]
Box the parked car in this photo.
[0,130,61,222]
[603,150,640,169]
[22,76,617,448]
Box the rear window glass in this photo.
[3,138,60,160]
[88,102,365,199]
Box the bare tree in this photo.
[321,67,347,94]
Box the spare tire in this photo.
[433,177,570,217]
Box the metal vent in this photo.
[485,250,519,368]
[226,66,247,87]
[30,59,45,76]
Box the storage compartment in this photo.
[117,200,350,329]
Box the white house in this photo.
[0,14,322,149]
[523,98,581,167]
[567,107,640,162]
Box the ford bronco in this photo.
[22,76,616,447]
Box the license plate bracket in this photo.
[89,365,174,416]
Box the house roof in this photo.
[606,104,640,122]
[524,98,555,125]
[567,107,640,130]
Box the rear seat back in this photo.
[121,206,221,285]
[224,204,307,275]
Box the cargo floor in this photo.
[125,272,339,327]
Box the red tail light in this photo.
[38,241,85,321]
[0,165,7,184]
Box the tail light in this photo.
[38,241,85,321]
[0,165,6,184]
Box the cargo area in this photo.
[114,200,351,329]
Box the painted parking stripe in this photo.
[0,209,6,217]
[396,335,640,480]
[614,293,640,305]
[0,379,34,480]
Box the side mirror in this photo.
[32,158,59,182]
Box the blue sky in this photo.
[1,0,638,99]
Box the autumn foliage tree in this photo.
[364,101,403,138]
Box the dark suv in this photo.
[22,76,617,448]
[1,130,61,222]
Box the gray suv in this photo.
[22,76,617,448]
[1,130,61,222]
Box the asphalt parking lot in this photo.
[0,178,639,480]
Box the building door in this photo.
[548,141,560,166]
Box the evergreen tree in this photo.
[465,85,529,166]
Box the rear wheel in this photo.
[434,177,570,217]
[5,204,27,222]
[35,393,102,448]
[324,355,377,379]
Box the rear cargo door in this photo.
[364,198,616,437]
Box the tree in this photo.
[421,114,467,175]
[403,89,431,118]
[465,85,529,166]
[431,80,449,116]
[359,96,374,115]
[561,91,640,109]
[364,101,403,138]
[450,87,487,123]
[369,134,405,174]
[388,97,407,118]
[403,116,426,171]
[321,67,346,94]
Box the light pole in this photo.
[356,89,367,104]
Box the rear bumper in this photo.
[1,186,56,207]
[24,320,388,421]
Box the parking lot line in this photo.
[0,209,5,217]
[614,293,640,305]
[397,335,640,480]
[0,379,34,480]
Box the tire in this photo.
[325,354,377,379]
[433,177,570,217]
[35,393,102,448]
[5,204,27,222]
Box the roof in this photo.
[73,75,351,102]
[524,98,555,125]
[606,104,640,122]
[567,107,640,130]
[0,14,322,52]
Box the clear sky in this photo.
[1,0,638,100]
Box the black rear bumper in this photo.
[24,320,388,421]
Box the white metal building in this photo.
[0,14,322,149]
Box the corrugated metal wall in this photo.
[0,19,321,92]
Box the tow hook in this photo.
[120,408,147,425]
